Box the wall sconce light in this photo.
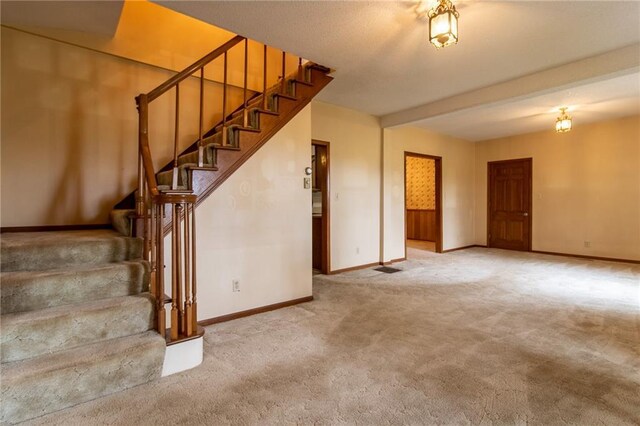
[555,107,572,133]
[428,0,459,49]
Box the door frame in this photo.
[404,152,443,257]
[312,139,331,274]
[486,157,533,251]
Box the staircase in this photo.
[0,35,331,424]
[0,230,165,424]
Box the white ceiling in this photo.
[3,0,639,140]
[412,73,640,141]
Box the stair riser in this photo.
[1,294,155,363]
[1,261,150,314]
[1,237,143,272]
[0,332,165,425]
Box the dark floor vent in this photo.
[374,266,402,274]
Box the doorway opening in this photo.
[312,140,330,274]
[404,152,442,257]
[487,158,532,251]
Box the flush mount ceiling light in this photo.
[428,0,459,49]
[555,107,572,133]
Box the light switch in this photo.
[304,177,311,189]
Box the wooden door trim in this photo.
[312,139,330,274]
[404,152,443,256]
[487,157,533,251]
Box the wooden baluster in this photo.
[242,39,249,127]
[170,203,180,341]
[221,51,228,146]
[138,155,148,258]
[156,203,166,336]
[191,201,198,334]
[262,44,268,110]
[242,39,249,128]
[136,153,144,220]
[172,84,180,190]
[198,67,204,167]
[177,204,185,336]
[143,179,151,262]
[149,193,157,298]
[280,51,286,93]
[298,57,304,82]
[135,97,146,242]
[184,203,194,337]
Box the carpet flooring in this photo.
[22,248,640,425]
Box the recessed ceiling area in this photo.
[411,73,640,141]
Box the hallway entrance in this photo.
[404,152,442,255]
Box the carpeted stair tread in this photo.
[1,293,155,363]
[1,230,142,272]
[0,330,165,424]
[0,260,150,314]
[110,209,134,236]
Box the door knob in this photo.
[523,212,529,216]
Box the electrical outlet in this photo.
[232,280,240,292]
[584,241,591,248]
[356,247,360,254]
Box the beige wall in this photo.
[1,27,247,227]
[171,106,312,320]
[311,101,382,271]
[7,0,297,92]
[474,115,640,261]
[383,126,476,260]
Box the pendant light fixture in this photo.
[428,0,459,49]
[555,107,572,133]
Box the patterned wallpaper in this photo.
[406,156,435,210]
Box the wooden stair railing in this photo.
[134,34,332,344]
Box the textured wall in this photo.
[1,27,247,226]
[405,156,435,210]
[311,101,382,271]
[164,106,313,320]
[383,126,476,259]
[474,115,640,261]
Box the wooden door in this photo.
[312,141,330,273]
[488,158,532,251]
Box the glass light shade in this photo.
[555,118,572,132]
[429,0,459,48]
[555,109,572,133]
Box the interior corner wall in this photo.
[474,115,640,261]
[310,101,382,271]
[171,106,312,321]
[0,27,246,227]
[382,126,476,261]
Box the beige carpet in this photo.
[23,248,640,425]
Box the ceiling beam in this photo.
[380,43,640,128]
